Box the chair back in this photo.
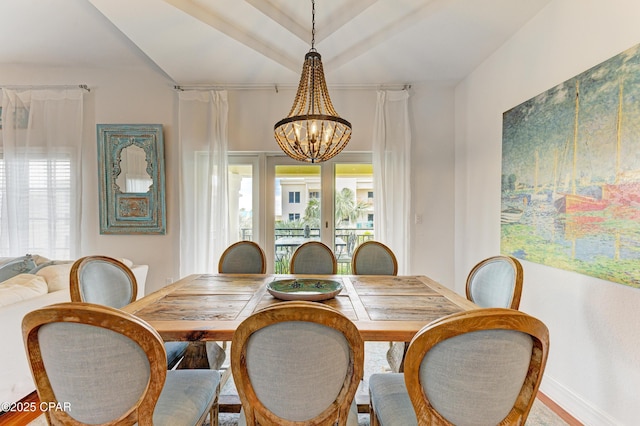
[70,255,137,309]
[22,302,167,425]
[289,241,337,274]
[465,255,523,309]
[351,241,398,275]
[231,301,364,425]
[218,241,266,274]
[403,308,549,426]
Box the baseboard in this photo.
[540,375,620,425]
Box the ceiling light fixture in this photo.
[274,0,352,163]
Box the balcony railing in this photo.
[240,227,375,274]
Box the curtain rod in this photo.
[173,83,411,92]
[1,84,90,92]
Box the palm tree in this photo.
[302,188,371,228]
[303,198,320,228]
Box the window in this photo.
[309,191,320,199]
[228,155,260,244]
[368,191,374,199]
[288,213,300,221]
[0,154,73,259]
[288,191,301,203]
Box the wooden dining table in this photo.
[123,273,477,413]
[123,273,477,344]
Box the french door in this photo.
[266,154,373,274]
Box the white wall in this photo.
[455,0,640,423]
[0,63,181,294]
[0,60,456,294]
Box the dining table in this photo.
[123,273,476,352]
[122,273,477,413]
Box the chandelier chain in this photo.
[311,0,316,51]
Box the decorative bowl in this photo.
[267,278,343,301]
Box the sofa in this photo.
[0,254,148,406]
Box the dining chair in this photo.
[218,241,267,274]
[216,241,268,380]
[22,302,220,426]
[231,301,364,425]
[387,254,524,374]
[289,241,337,274]
[70,255,188,369]
[465,255,523,309]
[369,308,549,426]
[351,240,398,275]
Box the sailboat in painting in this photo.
[554,80,609,213]
[501,42,640,288]
[601,81,640,208]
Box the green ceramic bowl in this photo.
[267,278,343,301]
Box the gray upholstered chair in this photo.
[289,241,337,274]
[351,240,398,275]
[218,241,267,274]
[22,302,220,426]
[387,254,524,374]
[369,308,549,426]
[70,255,188,369]
[231,301,364,425]
[465,255,523,309]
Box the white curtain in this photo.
[372,90,411,274]
[178,90,229,277]
[0,88,84,259]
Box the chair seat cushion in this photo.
[153,369,220,426]
[369,373,417,426]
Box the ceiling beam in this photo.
[162,0,300,72]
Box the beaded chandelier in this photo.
[273,0,352,163]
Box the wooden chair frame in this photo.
[289,241,337,274]
[218,241,267,274]
[465,255,523,309]
[371,308,549,426]
[70,255,137,306]
[231,301,364,426]
[23,302,218,426]
[23,302,170,425]
[351,240,398,275]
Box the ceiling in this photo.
[0,0,551,86]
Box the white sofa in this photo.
[0,255,148,406]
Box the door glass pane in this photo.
[274,164,321,273]
[335,163,374,274]
[228,164,253,242]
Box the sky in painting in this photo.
[502,43,640,191]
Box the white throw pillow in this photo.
[0,274,48,306]
[36,263,73,292]
[119,258,134,268]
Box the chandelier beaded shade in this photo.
[274,0,352,163]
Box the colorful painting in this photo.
[501,43,640,289]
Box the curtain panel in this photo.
[372,90,411,274]
[0,88,84,259]
[178,90,229,277]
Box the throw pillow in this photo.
[0,254,37,282]
[30,260,73,274]
[0,274,48,307]
[36,263,74,292]
[120,258,134,268]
